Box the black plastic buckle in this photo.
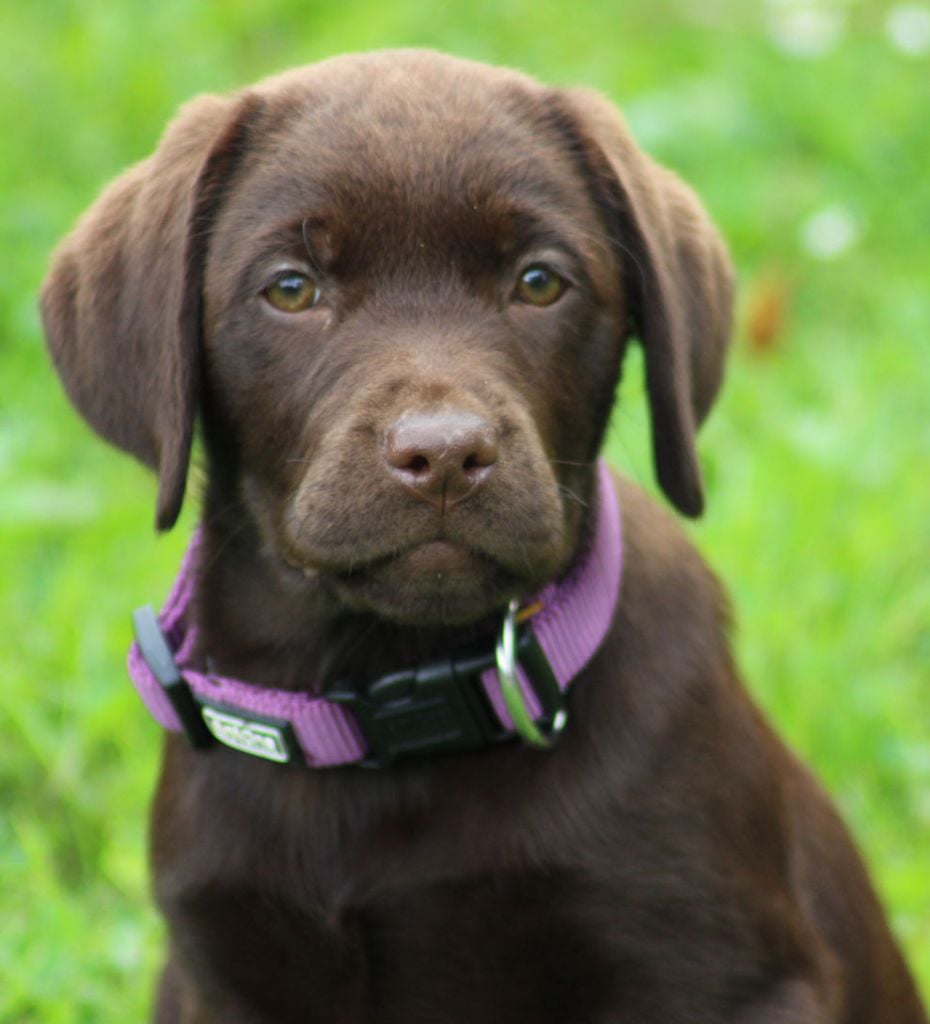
[132,605,213,749]
[328,625,563,767]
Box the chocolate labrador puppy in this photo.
[42,51,925,1023]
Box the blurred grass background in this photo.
[1,0,928,1018]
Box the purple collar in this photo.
[127,459,623,768]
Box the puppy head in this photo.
[41,52,731,625]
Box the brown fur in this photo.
[41,51,925,1022]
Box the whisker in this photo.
[547,458,594,469]
[558,485,588,509]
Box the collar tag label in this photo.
[201,706,292,763]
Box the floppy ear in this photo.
[40,90,262,531]
[555,88,733,517]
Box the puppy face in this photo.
[41,51,732,627]
[200,62,626,624]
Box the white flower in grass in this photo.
[886,4,930,56]
[800,204,861,260]
[765,0,847,58]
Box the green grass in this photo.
[1,1,928,1018]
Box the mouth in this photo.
[325,540,523,626]
[270,532,541,626]
[271,468,576,625]
[393,539,480,575]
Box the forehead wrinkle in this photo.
[319,154,603,257]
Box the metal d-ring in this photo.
[495,599,567,749]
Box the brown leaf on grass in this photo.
[743,273,792,354]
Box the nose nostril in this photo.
[463,436,498,473]
[462,448,496,474]
[384,411,499,506]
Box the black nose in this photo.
[384,411,499,509]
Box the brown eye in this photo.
[515,264,568,307]
[264,271,320,313]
